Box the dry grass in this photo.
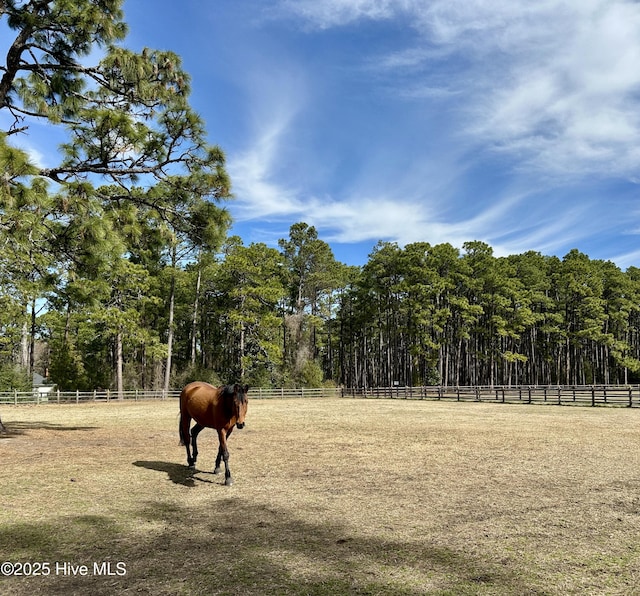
[1,398,640,595]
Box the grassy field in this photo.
[1,398,640,595]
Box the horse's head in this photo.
[232,383,249,429]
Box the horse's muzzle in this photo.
[236,422,245,429]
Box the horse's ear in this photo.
[244,384,249,394]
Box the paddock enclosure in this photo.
[1,399,640,595]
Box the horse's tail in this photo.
[179,416,186,446]
[178,389,187,446]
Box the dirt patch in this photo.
[1,399,640,594]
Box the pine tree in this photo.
[0,1,232,415]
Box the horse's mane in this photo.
[222,384,247,403]
[221,384,247,417]
[221,385,234,417]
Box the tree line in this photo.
[335,241,640,388]
[5,217,640,391]
[2,1,640,398]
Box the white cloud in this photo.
[616,253,640,271]
[226,58,309,220]
[427,0,640,178]
[229,117,305,220]
[228,0,640,262]
[308,196,432,243]
[280,0,640,179]
[275,0,402,29]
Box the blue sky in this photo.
[13,0,640,268]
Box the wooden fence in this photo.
[0,386,342,405]
[3,385,640,407]
[343,385,640,407]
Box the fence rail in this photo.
[250,387,341,399]
[0,389,183,405]
[3,385,640,407]
[0,386,342,405]
[343,385,640,407]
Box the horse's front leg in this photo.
[214,428,233,486]
[214,427,232,474]
[214,445,223,476]
[189,423,204,470]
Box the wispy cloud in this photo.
[275,0,401,29]
[308,195,433,243]
[229,116,304,219]
[0,114,53,170]
[280,0,640,179]
[424,1,640,179]
[226,0,640,262]
[227,58,309,221]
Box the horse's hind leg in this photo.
[180,412,195,468]
[190,423,204,469]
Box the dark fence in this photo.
[342,385,640,407]
[0,386,342,405]
[3,385,639,407]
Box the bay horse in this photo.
[179,382,249,486]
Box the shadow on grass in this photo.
[132,460,218,487]
[0,421,98,439]
[0,497,549,596]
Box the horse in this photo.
[179,382,249,486]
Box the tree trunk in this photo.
[190,264,202,366]
[20,319,29,370]
[29,297,36,377]
[116,328,124,399]
[164,249,177,394]
[240,323,245,379]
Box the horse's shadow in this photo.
[0,421,97,439]
[133,460,217,487]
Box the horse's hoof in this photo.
[213,467,221,475]
[225,477,234,486]
[188,464,195,470]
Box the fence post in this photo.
[76,389,79,404]
[591,386,595,407]
[57,389,60,404]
